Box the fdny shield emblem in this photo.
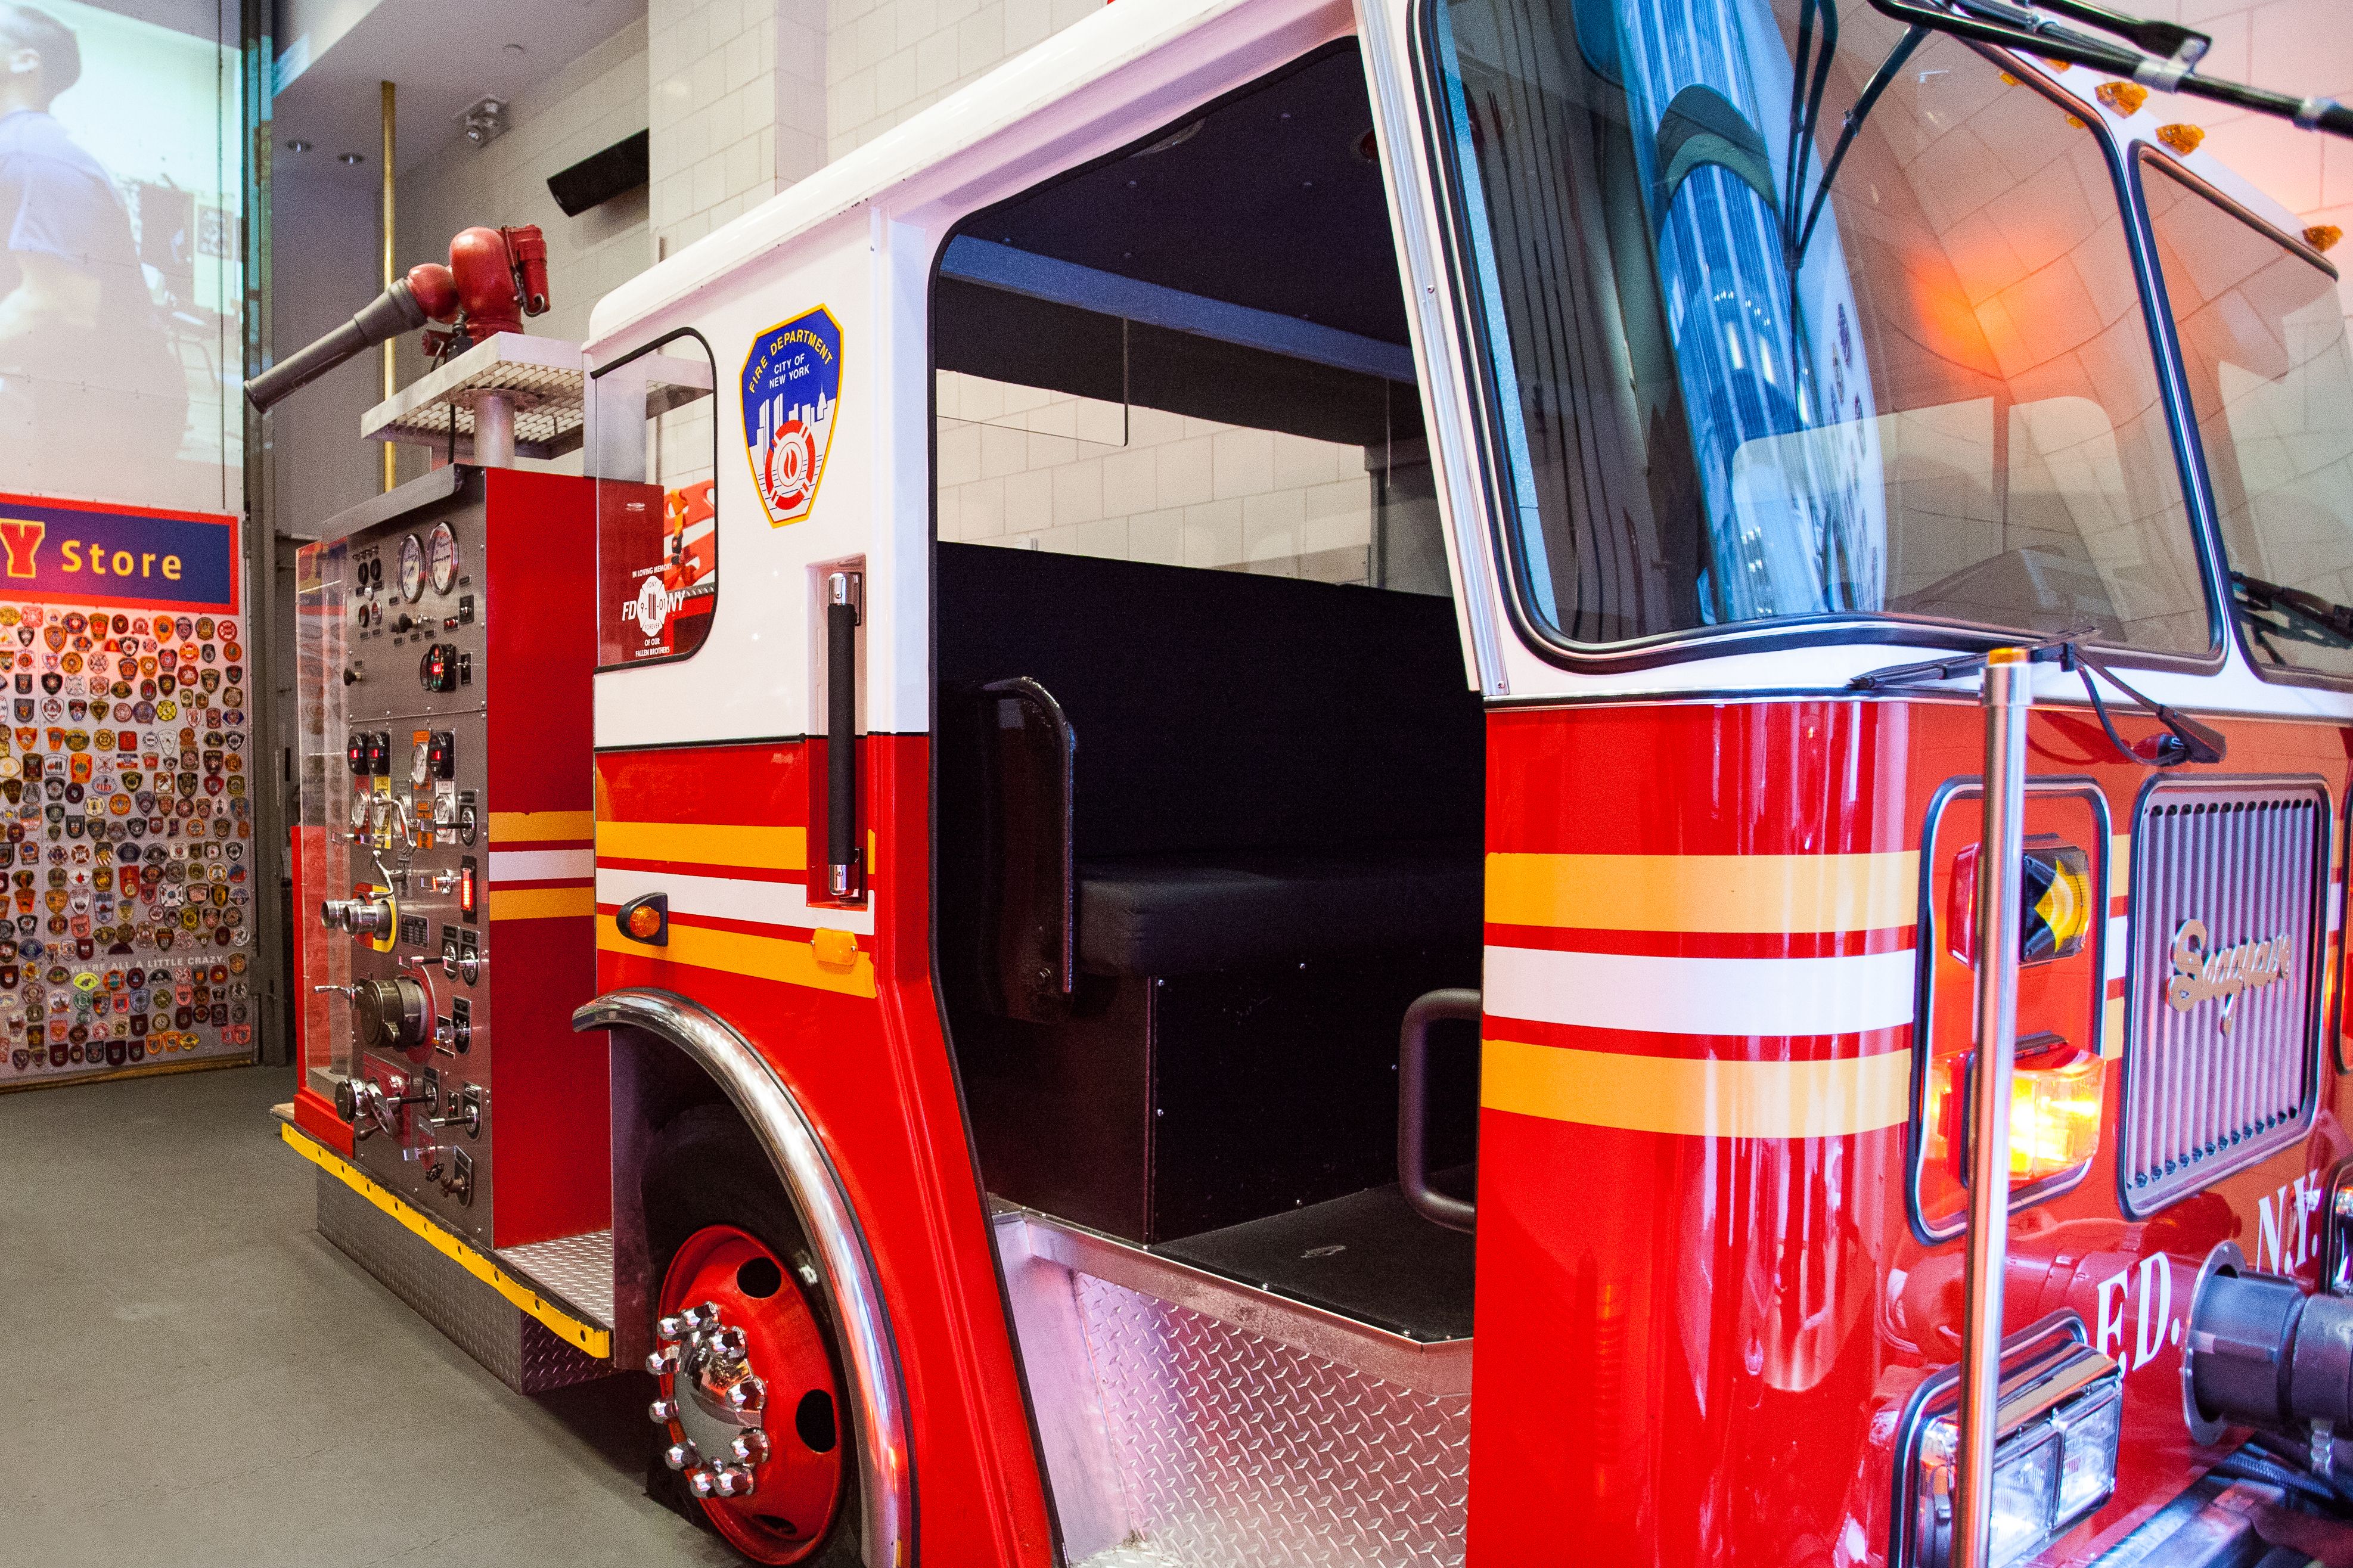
[741,306,842,528]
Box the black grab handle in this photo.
[1399,987,1481,1233]
[826,572,861,898]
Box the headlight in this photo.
[1910,1336,2122,1568]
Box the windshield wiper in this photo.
[1865,0,2351,140]
[2231,571,2353,644]
[1848,636,2226,766]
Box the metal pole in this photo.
[1954,646,2032,1568]
[380,80,396,494]
[473,394,516,468]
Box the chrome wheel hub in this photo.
[648,1299,772,1499]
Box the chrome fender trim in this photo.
[574,987,914,1567]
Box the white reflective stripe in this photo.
[2107,914,2131,979]
[595,865,875,936]
[1482,945,1916,1036]
[2333,883,2343,933]
[489,849,595,883]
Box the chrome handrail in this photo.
[573,988,915,1568]
[1955,648,2032,1568]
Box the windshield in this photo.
[2141,157,2353,681]
[1426,0,2212,655]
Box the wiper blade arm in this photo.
[2232,570,2353,642]
[1846,633,2081,690]
[1952,0,2208,73]
[1863,0,2353,138]
[1849,636,2225,768]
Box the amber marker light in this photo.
[615,892,668,946]
[2156,122,2206,155]
[2095,80,2149,116]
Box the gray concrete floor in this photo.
[0,1063,737,1567]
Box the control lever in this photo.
[427,1084,482,1138]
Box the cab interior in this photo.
[930,40,1482,1343]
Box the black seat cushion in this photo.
[1075,840,1480,976]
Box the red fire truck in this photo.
[265,0,2353,1563]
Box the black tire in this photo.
[643,1104,865,1567]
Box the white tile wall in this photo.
[936,372,1374,581]
[390,18,651,480]
[648,0,827,259]
[825,0,1103,159]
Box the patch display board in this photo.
[0,492,254,1091]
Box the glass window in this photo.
[593,334,719,668]
[2142,157,2353,681]
[1426,0,2210,654]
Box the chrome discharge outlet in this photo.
[2184,1241,2353,1454]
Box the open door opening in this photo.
[930,39,1484,1349]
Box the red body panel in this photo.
[595,734,1056,1567]
[1467,698,2353,1567]
[481,468,606,1248]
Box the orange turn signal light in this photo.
[626,904,663,940]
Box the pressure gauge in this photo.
[410,738,432,790]
[427,521,458,595]
[398,534,426,604]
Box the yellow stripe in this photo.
[278,1122,611,1357]
[487,810,596,843]
[2101,994,2126,1060]
[1487,851,1920,934]
[488,886,596,922]
[597,820,806,872]
[1482,1037,1913,1137]
[595,920,877,998]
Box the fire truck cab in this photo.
[296,0,2353,1562]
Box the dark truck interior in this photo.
[930,41,1484,1343]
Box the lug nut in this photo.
[710,1465,756,1498]
[663,1443,697,1472]
[708,1326,747,1358]
[731,1431,771,1465]
[655,1315,687,1342]
[687,1465,716,1498]
[644,1346,677,1374]
[725,1376,768,1412]
[649,1398,679,1423]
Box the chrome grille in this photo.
[2123,781,2327,1214]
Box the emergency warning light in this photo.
[1947,839,2094,969]
[1939,1035,2108,1188]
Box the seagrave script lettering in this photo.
[2166,918,2292,1034]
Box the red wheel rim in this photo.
[654,1225,846,1563]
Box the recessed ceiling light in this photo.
[337,152,365,165]
[285,138,312,153]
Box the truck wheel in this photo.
[645,1106,859,1566]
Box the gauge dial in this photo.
[398,534,426,604]
[427,521,458,595]
[410,739,432,790]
